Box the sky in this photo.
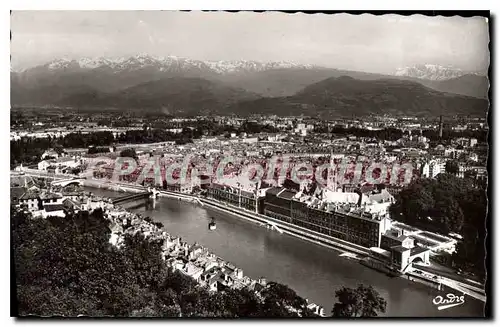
[10,11,490,74]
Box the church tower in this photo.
[327,149,338,192]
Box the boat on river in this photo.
[208,217,217,230]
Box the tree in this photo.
[260,282,314,317]
[390,174,473,235]
[120,148,138,161]
[331,284,387,317]
[390,172,487,280]
[12,205,341,317]
[445,160,460,175]
[53,144,65,155]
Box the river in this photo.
[87,187,485,317]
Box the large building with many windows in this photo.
[207,182,259,212]
[263,186,393,248]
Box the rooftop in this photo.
[265,187,283,196]
[11,187,25,200]
[370,247,391,256]
[278,190,296,200]
[391,245,410,253]
[39,192,63,200]
[19,191,40,200]
[266,185,391,222]
[410,246,430,256]
[44,204,66,212]
[383,231,411,242]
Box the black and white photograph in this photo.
[9,10,491,319]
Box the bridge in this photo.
[51,178,86,188]
[110,192,153,206]
[12,169,79,181]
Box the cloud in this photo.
[11,11,489,74]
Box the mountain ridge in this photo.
[12,55,489,98]
[32,75,487,118]
[14,54,317,75]
[11,55,489,114]
[394,64,484,81]
[226,76,488,118]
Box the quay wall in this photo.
[82,179,370,256]
[405,272,443,290]
[79,181,486,301]
[198,197,370,256]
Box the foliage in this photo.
[390,174,466,234]
[116,129,194,145]
[390,173,487,280]
[445,160,460,175]
[119,148,138,160]
[260,282,315,317]
[10,131,114,167]
[12,207,317,317]
[331,284,387,317]
[88,146,111,154]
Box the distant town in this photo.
[11,10,489,319]
[11,107,488,317]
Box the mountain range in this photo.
[227,76,488,118]
[11,55,489,117]
[394,64,476,81]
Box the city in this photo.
[10,11,489,318]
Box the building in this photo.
[207,182,260,212]
[41,149,60,160]
[19,190,41,210]
[421,159,446,178]
[376,229,431,272]
[241,137,258,144]
[163,182,193,194]
[365,229,431,273]
[18,189,68,218]
[38,160,55,171]
[54,157,81,169]
[263,186,393,248]
[41,203,66,218]
[39,191,63,206]
[63,198,85,212]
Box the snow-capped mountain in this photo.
[21,54,315,75]
[11,56,489,108]
[394,64,471,81]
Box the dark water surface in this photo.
[88,188,485,317]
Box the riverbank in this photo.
[83,180,370,256]
[83,186,486,317]
[103,199,326,317]
[82,181,485,303]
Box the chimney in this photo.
[356,190,364,207]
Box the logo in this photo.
[432,293,465,311]
[82,154,417,189]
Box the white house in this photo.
[421,159,446,178]
[10,132,21,141]
[41,204,66,218]
[183,262,204,282]
[41,149,60,160]
[38,160,56,171]
[54,157,80,169]
[19,191,40,211]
